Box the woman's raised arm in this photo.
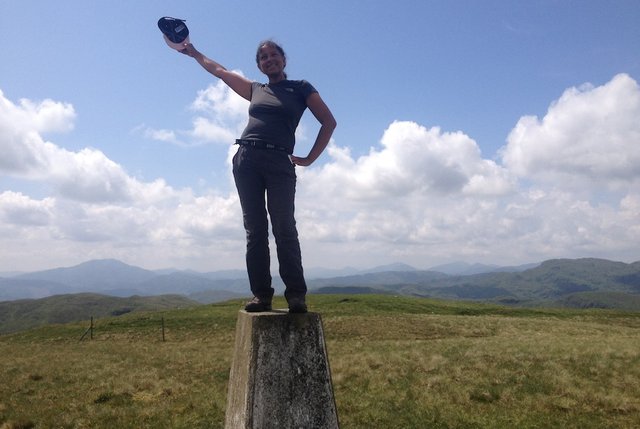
[180,43,252,101]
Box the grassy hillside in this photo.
[0,293,199,334]
[1,295,639,428]
[313,258,640,310]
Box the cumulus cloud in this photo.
[501,73,640,189]
[190,76,249,123]
[0,90,75,175]
[141,74,250,147]
[0,89,245,269]
[303,121,514,201]
[141,127,182,145]
[1,74,639,272]
[0,191,53,227]
[292,75,640,266]
[0,189,244,270]
[0,90,76,134]
[293,121,516,250]
[0,91,190,204]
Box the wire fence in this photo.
[79,316,167,342]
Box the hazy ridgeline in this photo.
[1,295,639,428]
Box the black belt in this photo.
[235,139,291,154]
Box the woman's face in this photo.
[257,45,286,78]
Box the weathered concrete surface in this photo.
[224,310,339,429]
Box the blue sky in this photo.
[1,0,639,272]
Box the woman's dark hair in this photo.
[255,40,287,78]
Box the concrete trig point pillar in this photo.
[224,310,340,429]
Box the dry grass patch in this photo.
[326,312,640,428]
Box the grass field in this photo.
[1,294,639,428]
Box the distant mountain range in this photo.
[1,257,639,310]
[0,259,249,302]
[0,258,535,302]
[427,261,540,276]
[311,258,640,311]
[2,257,640,334]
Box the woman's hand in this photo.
[179,43,198,57]
[289,155,313,167]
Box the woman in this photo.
[180,40,336,313]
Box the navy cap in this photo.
[157,17,190,50]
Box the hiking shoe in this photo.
[288,297,308,314]
[244,297,272,312]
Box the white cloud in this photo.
[0,91,194,205]
[190,116,238,145]
[190,75,249,122]
[1,74,639,272]
[0,91,75,175]
[300,121,514,204]
[0,90,76,134]
[0,188,245,270]
[142,127,182,145]
[188,78,249,144]
[0,89,246,270]
[0,191,53,227]
[501,73,640,190]
[292,75,640,267]
[142,75,250,147]
[294,120,517,251]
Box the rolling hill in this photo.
[0,293,199,334]
[313,258,640,310]
[2,258,640,333]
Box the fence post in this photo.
[79,317,94,342]
[162,316,166,342]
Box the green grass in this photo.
[1,295,639,428]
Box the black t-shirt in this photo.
[240,80,317,152]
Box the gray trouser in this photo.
[232,146,307,302]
